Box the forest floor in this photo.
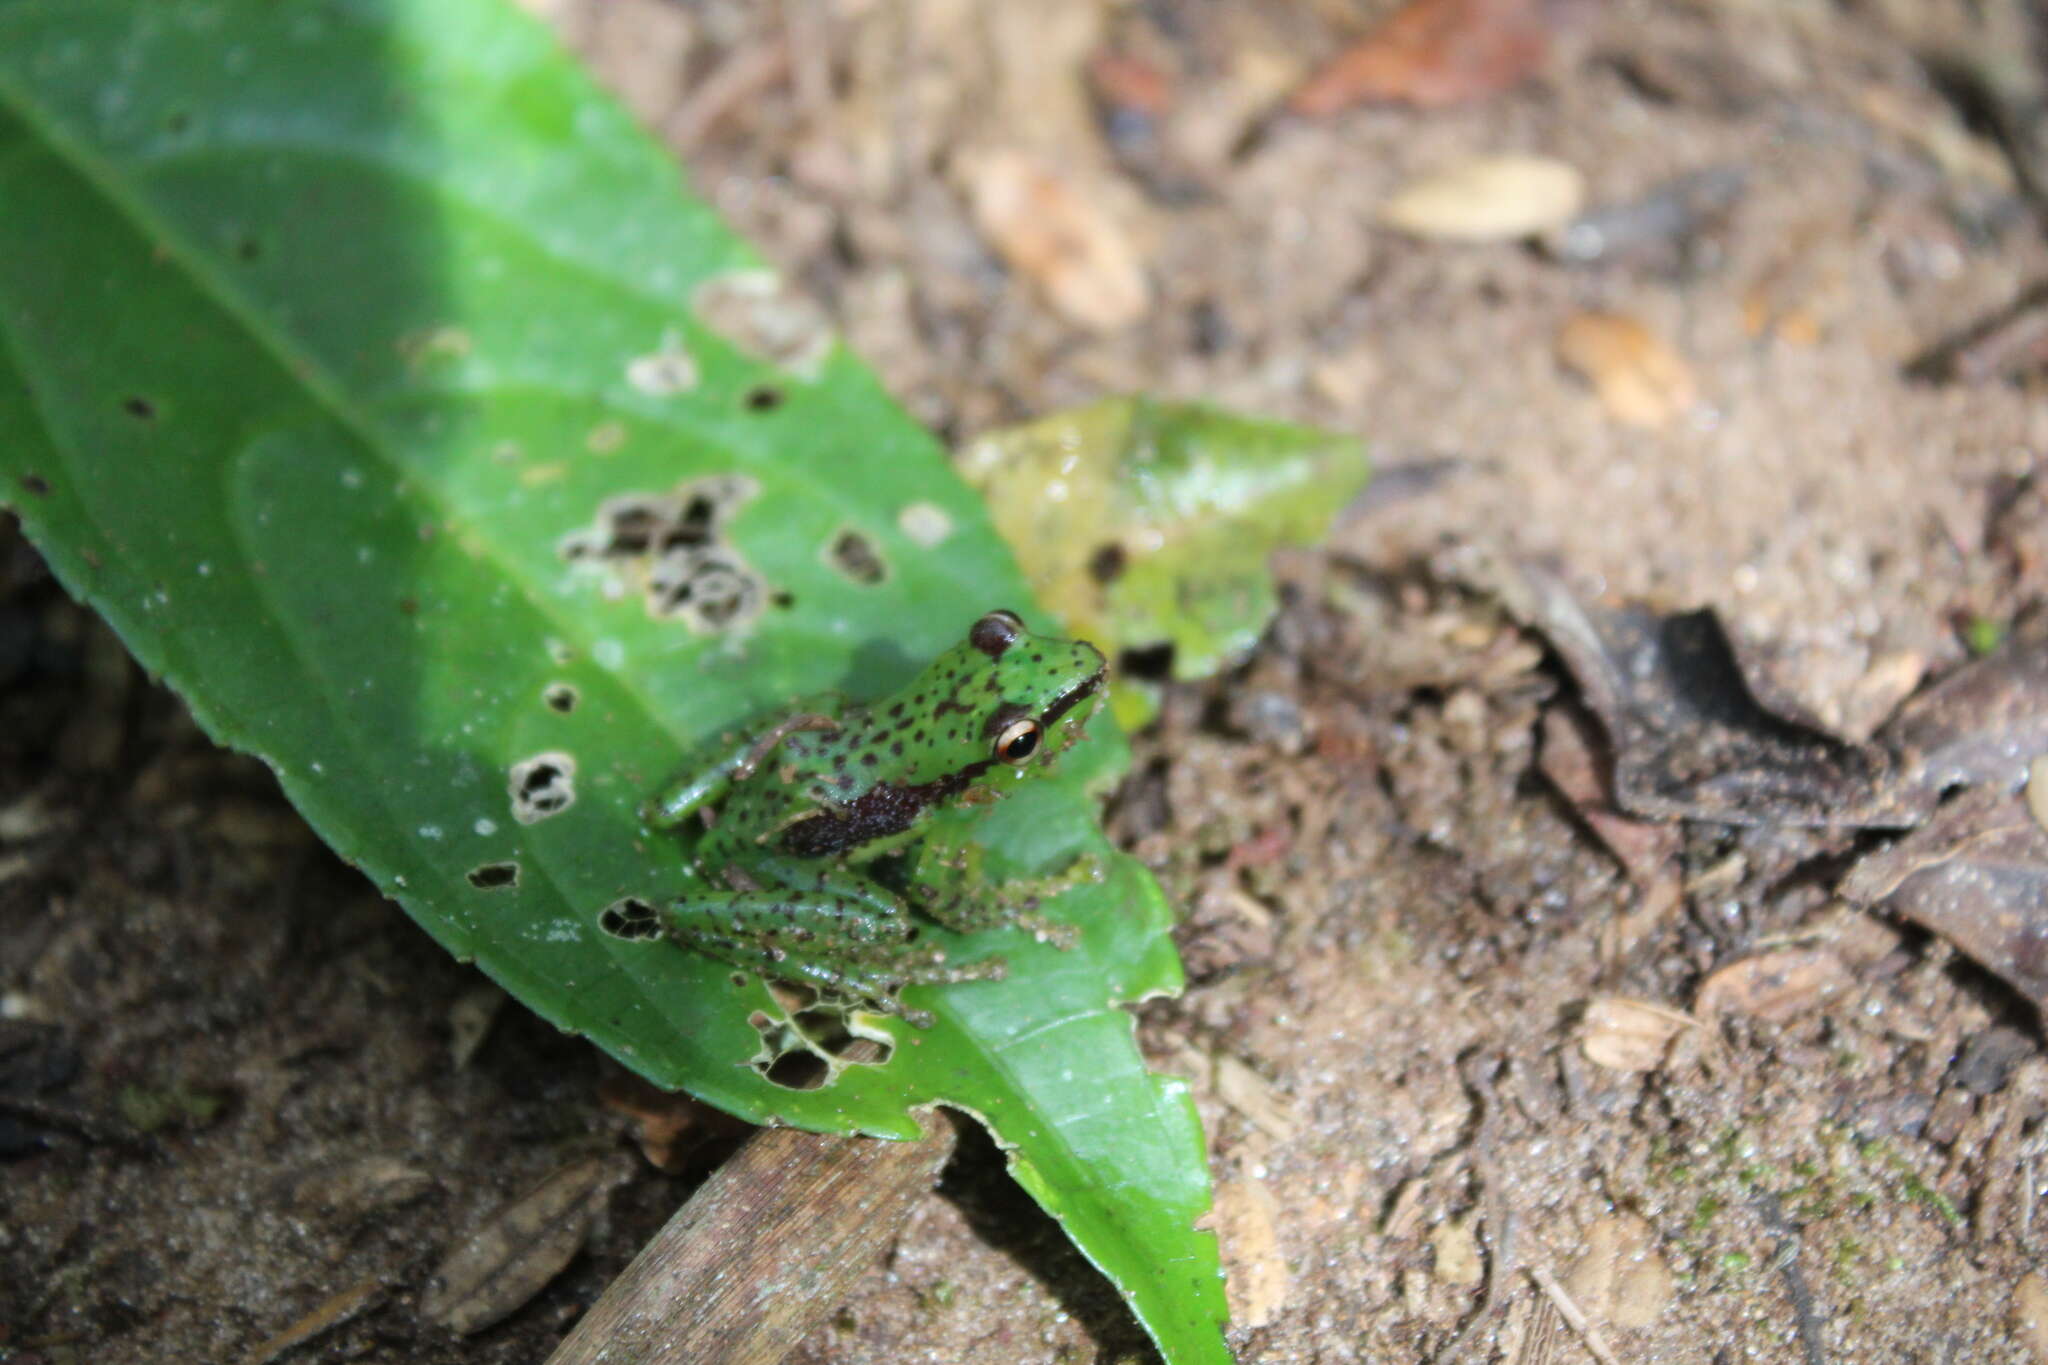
[10,1,2048,1362]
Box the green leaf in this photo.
[0,3,1228,1361]
[961,397,1370,723]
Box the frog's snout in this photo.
[1042,661,1105,732]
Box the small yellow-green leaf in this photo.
[960,396,1370,700]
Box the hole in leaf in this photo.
[647,552,765,630]
[1119,642,1176,681]
[508,752,576,824]
[598,896,661,940]
[763,1050,830,1090]
[795,1009,893,1065]
[744,384,785,413]
[122,396,157,421]
[794,1008,855,1053]
[747,1010,826,1089]
[1088,541,1127,585]
[581,496,667,556]
[826,529,887,586]
[558,476,771,635]
[20,473,50,497]
[467,862,519,890]
[663,495,719,551]
[767,981,818,1014]
[771,590,796,609]
[542,683,579,714]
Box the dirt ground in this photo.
[10,1,2048,1362]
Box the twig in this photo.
[1435,1052,1515,1364]
[242,1280,385,1365]
[665,37,792,149]
[0,1094,155,1153]
[1526,1265,1622,1365]
[545,1105,956,1365]
[1754,1193,1827,1365]
[1513,1293,1565,1365]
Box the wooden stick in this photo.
[545,1110,956,1365]
[1525,1266,1622,1365]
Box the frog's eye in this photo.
[993,718,1042,764]
[970,610,1025,659]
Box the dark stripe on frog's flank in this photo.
[777,663,1106,860]
[777,758,997,857]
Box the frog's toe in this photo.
[915,954,1008,986]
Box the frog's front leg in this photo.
[901,814,1101,948]
[644,701,843,828]
[611,862,1005,1026]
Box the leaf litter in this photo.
[1484,557,2048,1022]
[20,1,2048,1361]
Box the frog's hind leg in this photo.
[605,868,1005,1026]
[902,817,1101,948]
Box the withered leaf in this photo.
[244,1280,386,1365]
[1474,557,1923,827]
[1547,166,1748,268]
[1694,948,1852,1024]
[1562,1213,1675,1331]
[599,1070,749,1172]
[285,1155,437,1221]
[420,1153,635,1335]
[1206,1176,1291,1329]
[959,147,1149,332]
[1881,606,2048,800]
[1555,311,1699,429]
[1580,996,1693,1072]
[1539,702,1683,887]
[1904,282,2048,386]
[1377,154,1585,242]
[1289,0,1554,115]
[1841,785,2048,1015]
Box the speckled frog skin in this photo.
[603,610,1107,1025]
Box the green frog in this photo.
[603,609,1108,1026]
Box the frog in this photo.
[601,609,1108,1027]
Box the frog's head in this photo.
[961,609,1106,770]
[887,609,1104,787]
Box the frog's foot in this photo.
[612,890,1007,1027]
[912,853,1104,947]
[691,927,1006,1028]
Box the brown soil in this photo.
[9,2,2048,1362]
